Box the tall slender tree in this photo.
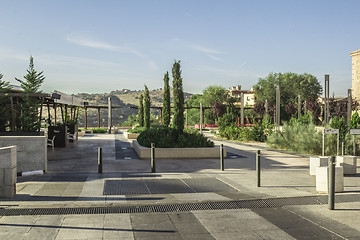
[15,56,45,131]
[144,85,151,128]
[172,60,184,133]
[0,73,11,131]
[162,71,171,126]
[138,94,144,127]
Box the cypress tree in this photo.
[172,60,184,133]
[162,71,171,127]
[144,85,151,128]
[138,94,144,127]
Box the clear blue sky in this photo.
[1,0,359,96]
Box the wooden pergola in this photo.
[0,92,52,131]
[0,90,87,131]
[83,105,123,129]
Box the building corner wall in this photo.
[350,49,360,101]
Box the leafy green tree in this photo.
[211,102,226,120]
[254,72,322,120]
[306,99,321,124]
[330,116,348,143]
[185,85,229,126]
[172,60,184,133]
[15,56,45,131]
[202,85,227,123]
[162,71,171,126]
[0,73,11,131]
[218,110,237,135]
[185,94,202,126]
[138,94,144,127]
[144,85,151,128]
[351,111,360,129]
[202,85,227,106]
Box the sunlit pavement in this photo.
[1,132,360,239]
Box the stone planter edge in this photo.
[132,140,226,159]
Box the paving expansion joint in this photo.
[1,194,359,216]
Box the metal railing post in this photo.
[256,150,261,187]
[151,143,156,173]
[98,147,103,173]
[220,144,224,171]
[328,156,336,210]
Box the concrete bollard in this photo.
[151,143,156,173]
[220,144,224,171]
[328,156,335,210]
[98,147,102,173]
[256,150,261,187]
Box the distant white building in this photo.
[228,85,255,106]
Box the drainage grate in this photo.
[265,196,321,208]
[337,194,360,203]
[103,178,238,195]
[104,180,149,195]
[2,195,359,216]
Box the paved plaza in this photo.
[1,132,360,239]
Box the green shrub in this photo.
[249,121,267,142]
[218,111,237,134]
[128,126,146,134]
[324,116,358,156]
[267,119,322,155]
[329,116,348,143]
[92,128,107,133]
[137,125,214,148]
[219,117,271,142]
[351,111,360,129]
[289,111,312,125]
[122,113,138,127]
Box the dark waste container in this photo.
[48,126,68,147]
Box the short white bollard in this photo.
[316,166,344,193]
[336,156,357,175]
[309,156,328,175]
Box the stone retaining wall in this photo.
[133,140,226,159]
[124,132,140,139]
[0,136,47,173]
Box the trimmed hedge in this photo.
[137,125,214,148]
[92,128,107,133]
[128,126,146,134]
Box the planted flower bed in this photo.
[133,125,225,159]
[133,140,226,159]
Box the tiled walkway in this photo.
[1,132,360,239]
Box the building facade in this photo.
[351,49,360,100]
[228,85,255,106]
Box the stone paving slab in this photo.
[0,133,360,239]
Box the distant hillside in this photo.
[75,89,192,127]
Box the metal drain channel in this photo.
[2,195,358,216]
